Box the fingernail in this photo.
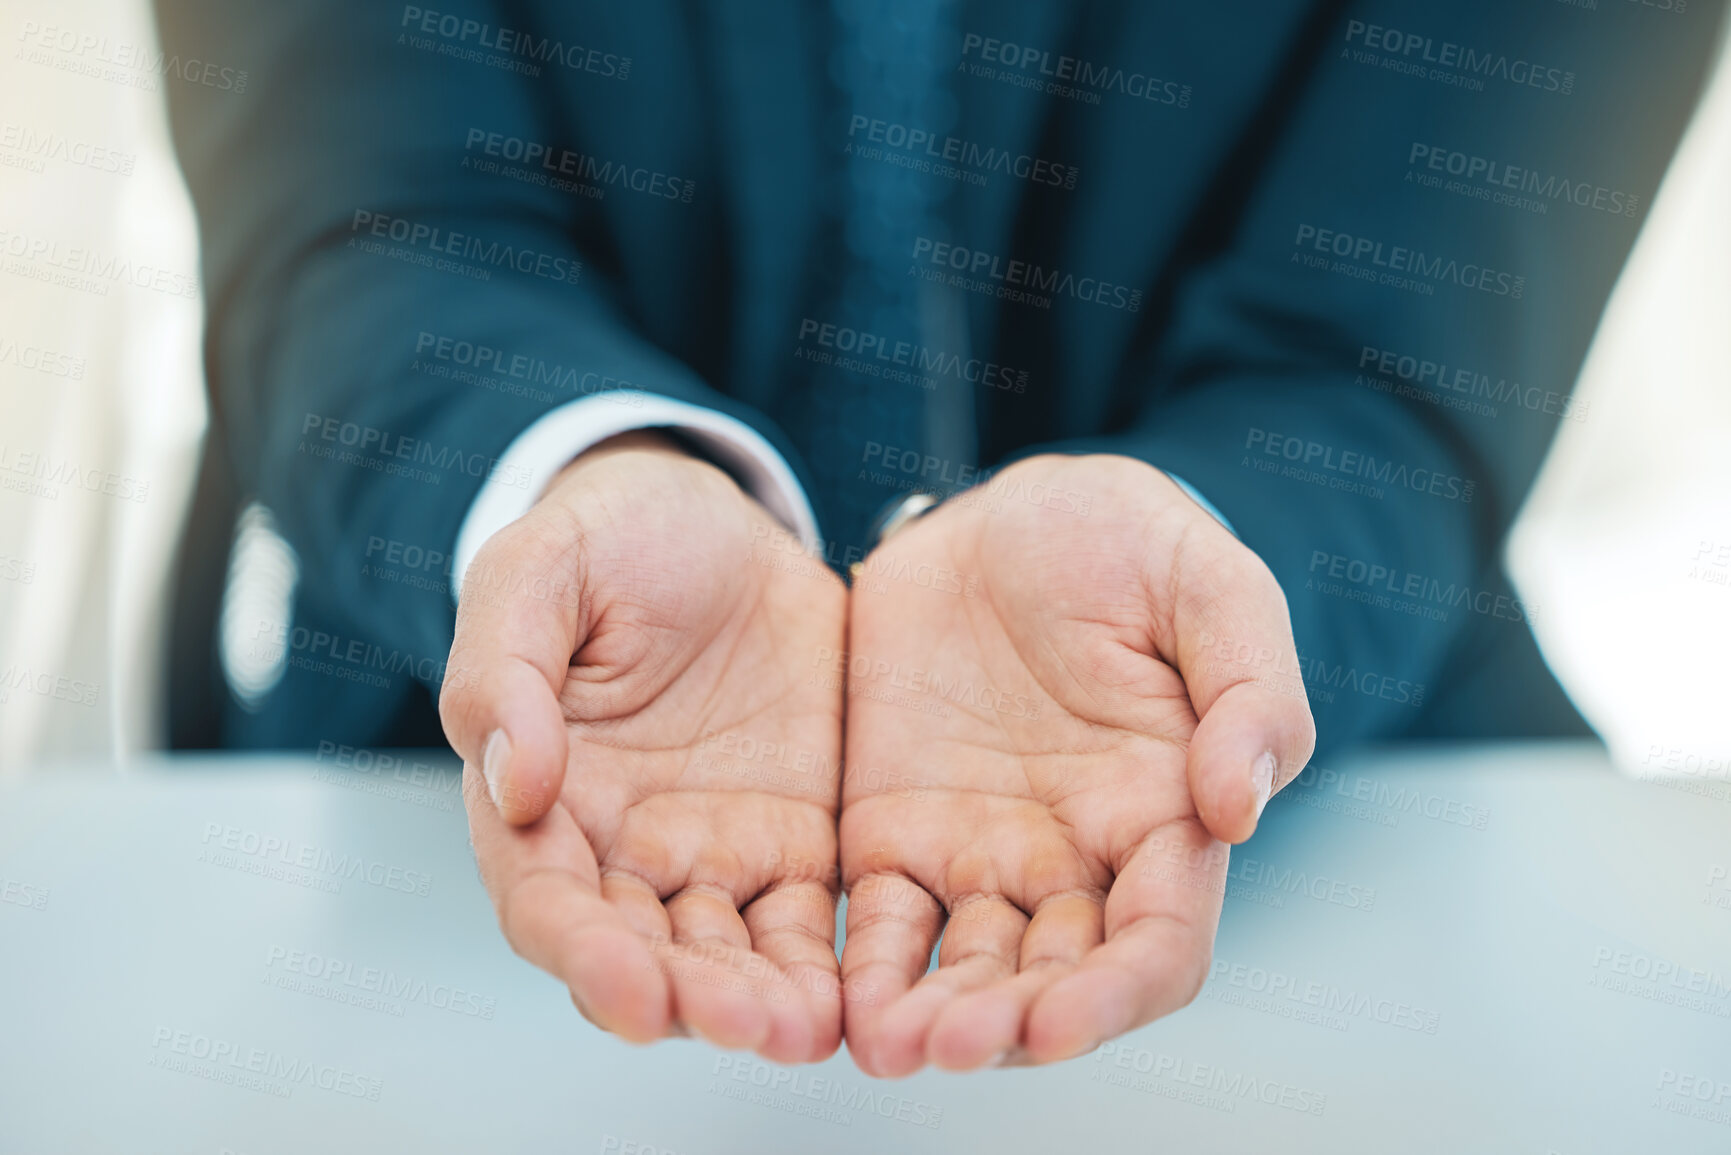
[483,729,511,809]
[1251,750,1277,818]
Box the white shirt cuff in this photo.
[451,392,820,603]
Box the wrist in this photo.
[545,429,700,497]
[557,427,685,473]
[542,428,765,531]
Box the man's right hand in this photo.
[439,432,849,1063]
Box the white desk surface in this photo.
[2,741,1728,1154]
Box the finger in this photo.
[1023,822,1223,1063]
[926,892,1102,1070]
[502,867,672,1044]
[665,886,753,951]
[838,872,945,1077]
[744,879,846,1063]
[600,871,673,942]
[849,889,1027,1078]
[1164,529,1317,843]
[661,888,781,1053]
[441,508,592,824]
[466,768,672,1042]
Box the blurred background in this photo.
[1,0,1727,779]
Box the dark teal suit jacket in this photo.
[153,0,1721,752]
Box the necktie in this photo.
[802,0,974,566]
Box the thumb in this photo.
[440,507,591,825]
[1162,527,1316,845]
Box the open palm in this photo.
[839,454,1314,1075]
[444,438,848,1063]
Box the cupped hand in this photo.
[440,433,849,1063]
[837,454,1315,1076]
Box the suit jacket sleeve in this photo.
[1022,0,1720,753]
[153,0,800,680]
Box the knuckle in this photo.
[477,516,560,578]
[1228,546,1286,607]
[436,676,473,741]
[494,870,553,953]
[437,645,484,711]
[488,499,589,574]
